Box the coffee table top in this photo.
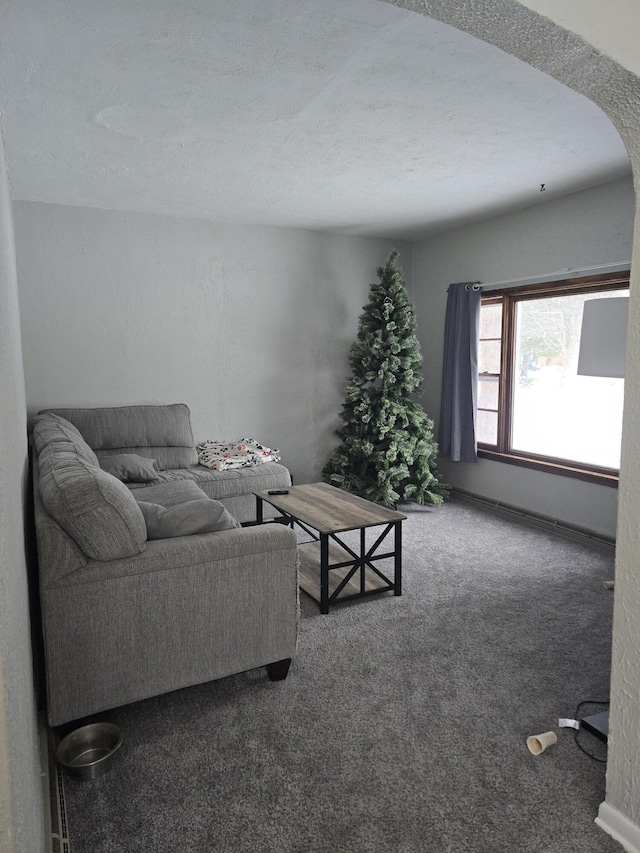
[255,482,406,534]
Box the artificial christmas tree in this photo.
[323,250,448,506]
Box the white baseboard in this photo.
[39,713,71,853]
[38,712,53,850]
[596,801,640,853]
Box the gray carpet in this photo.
[61,499,620,852]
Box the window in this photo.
[477,271,629,486]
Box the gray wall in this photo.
[412,176,635,539]
[13,201,410,486]
[0,135,45,848]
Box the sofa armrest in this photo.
[41,522,298,590]
[40,521,300,724]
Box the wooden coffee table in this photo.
[255,482,406,614]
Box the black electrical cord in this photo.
[574,699,609,763]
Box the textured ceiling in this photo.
[0,0,631,238]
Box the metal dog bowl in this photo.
[56,722,122,781]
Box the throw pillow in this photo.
[100,454,160,483]
[136,499,240,540]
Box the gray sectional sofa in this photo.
[31,403,299,726]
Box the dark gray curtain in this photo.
[439,282,482,462]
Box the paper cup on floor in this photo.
[527,731,557,755]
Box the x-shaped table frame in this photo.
[286,514,402,614]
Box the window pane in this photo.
[480,302,502,339]
[478,375,499,410]
[479,339,501,374]
[477,409,498,446]
[510,290,626,469]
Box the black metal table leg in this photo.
[394,519,402,596]
[320,533,329,614]
[256,495,263,524]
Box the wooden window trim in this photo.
[477,297,503,446]
[477,270,629,489]
[477,448,620,487]
[483,270,630,299]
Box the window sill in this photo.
[476,448,619,488]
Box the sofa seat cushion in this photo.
[127,462,291,502]
[32,414,147,562]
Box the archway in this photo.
[376,0,640,847]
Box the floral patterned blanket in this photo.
[196,438,281,471]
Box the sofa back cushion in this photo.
[32,413,147,561]
[43,404,198,470]
[32,411,100,468]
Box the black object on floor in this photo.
[581,711,609,742]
